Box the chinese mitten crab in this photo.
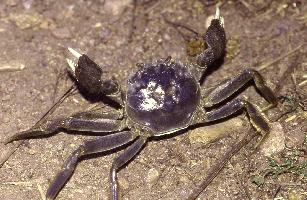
[3,9,277,200]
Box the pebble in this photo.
[22,0,33,9]
[104,0,132,16]
[288,189,304,200]
[260,122,285,156]
[28,148,36,155]
[2,94,11,101]
[9,12,43,29]
[118,177,129,190]
[146,168,160,186]
[2,115,10,123]
[51,27,72,39]
[188,118,244,144]
[285,127,306,148]
[5,0,18,6]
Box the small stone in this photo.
[104,0,132,16]
[179,175,189,183]
[118,177,129,190]
[5,0,18,6]
[146,168,160,186]
[94,22,102,28]
[2,94,11,101]
[28,148,36,155]
[289,189,304,200]
[22,0,34,9]
[260,122,285,156]
[51,27,72,39]
[9,12,43,29]
[188,118,244,144]
[39,19,56,30]
[285,127,306,148]
[2,115,10,123]
[163,33,171,41]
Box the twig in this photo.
[257,44,303,71]
[52,70,68,104]
[271,54,305,121]
[187,129,257,200]
[238,0,255,13]
[0,85,76,165]
[35,85,77,128]
[0,61,25,72]
[1,180,46,200]
[200,0,221,7]
[274,54,301,95]
[0,141,22,167]
[37,183,46,200]
[272,185,282,199]
[298,79,307,86]
[143,0,160,13]
[1,181,34,186]
[163,16,200,41]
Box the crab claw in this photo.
[65,47,119,95]
[196,7,226,70]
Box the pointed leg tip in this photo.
[67,47,82,59]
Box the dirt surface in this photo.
[0,1,306,200]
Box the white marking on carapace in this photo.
[139,81,165,111]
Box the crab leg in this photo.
[203,98,270,133]
[46,131,137,200]
[110,136,147,200]
[202,69,278,109]
[4,110,126,144]
[200,98,271,148]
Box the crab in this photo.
[3,9,277,200]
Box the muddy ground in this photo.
[0,0,306,200]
